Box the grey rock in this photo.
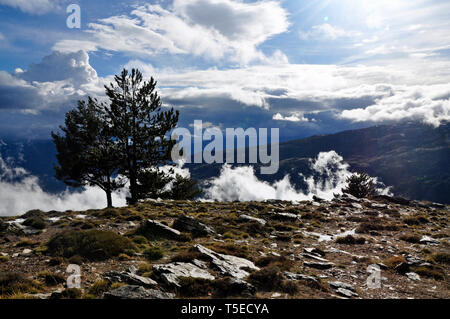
[269,212,299,221]
[152,262,215,287]
[192,244,259,279]
[419,236,440,245]
[226,278,256,297]
[172,215,215,236]
[104,285,175,299]
[336,288,358,298]
[406,272,420,281]
[303,247,326,257]
[103,270,157,287]
[301,253,329,263]
[304,261,334,270]
[329,281,357,293]
[239,214,267,226]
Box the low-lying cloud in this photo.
[203,151,392,202]
[0,155,127,216]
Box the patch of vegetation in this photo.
[399,234,421,243]
[336,235,366,245]
[47,230,135,261]
[384,256,406,269]
[143,247,164,261]
[88,279,111,296]
[248,266,298,295]
[428,252,450,265]
[37,271,66,286]
[410,266,445,281]
[403,215,429,225]
[170,251,204,263]
[51,288,82,299]
[23,216,47,230]
[255,255,294,271]
[0,256,9,263]
[207,243,250,259]
[0,272,42,296]
[177,277,213,297]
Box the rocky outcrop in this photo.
[104,285,175,299]
[329,281,358,298]
[192,244,259,279]
[172,215,215,236]
[103,270,157,287]
[152,262,215,288]
[139,219,183,240]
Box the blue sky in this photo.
[0,0,449,141]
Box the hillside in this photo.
[188,121,450,203]
[0,195,448,299]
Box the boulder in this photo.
[419,236,440,245]
[192,244,259,279]
[268,212,299,221]
[239,214,266,226]
[406,272,421,282]
[104,285,175,299]
[103,270,157,288]
[172,215,215,236]
[304,261,334,270]
[152,262,215,288]
[329,281,358,298]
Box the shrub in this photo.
[37,271,66,286]
[47,230,135,261]
[178,277,213,297]
[342,172,377,198]
[384,256,406,269]
[48,257,64,266]
[336,235,366,245]
[132,235,149,245]
[143,247,164,261]
[51,288,82,299]
[0,272,41,296]
[170,251,204,263]
[403,215,429,225]
[0,256,9,263]
[429,253,450,265]
[399,234,421,243]
[248,266,298,295]
[23,217,46,229]
[88,279,111,296]
[255,255,294,271]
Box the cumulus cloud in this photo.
[0,0,61,15]
[0,50,103,113]
[0,155,127,216]
[54,0,289,64]
[273,112,309,122]
[203,151,392,202]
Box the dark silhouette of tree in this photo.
[342,172,377,198]
[51,98,124,207]
[104,68,179,204]
[168,174,203,200]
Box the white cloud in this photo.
[299,24,361,41]
[53,0,290,65]
[0,50,104,113]
[0,0,60,15]
[0,155,127,216]
[273,112,309,122]
[203,151,391,202]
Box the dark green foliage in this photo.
[335,235,366,245]
[143,247,164,261]
[23,217,47,229]
[167,174,203,200]
[37,271,66,286]
[52,97,124,208]
[104,68,179,205]
[248,266,298,295]
[342,172,377,198]
[0,272,39,295]
[47,230,135,261]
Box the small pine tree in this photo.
[168,174,203,200]
[342,172,377,199]
[51,98,124,208]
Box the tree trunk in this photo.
[106,190,113,208]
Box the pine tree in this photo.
[104,69,179,204]
[51,98,124,207]
[342,172,377,199]
[168,174,203,200]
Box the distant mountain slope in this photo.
[187,122,450,203]
[1,121,449,203]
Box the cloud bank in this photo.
[203,151,392,202]
[0,155,127,216]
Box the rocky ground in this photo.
[0,194,448,299]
